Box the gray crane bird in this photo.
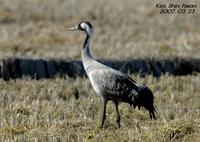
[69,21,156,128]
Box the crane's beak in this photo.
[68,25,78,31]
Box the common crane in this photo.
[69,21,156,128]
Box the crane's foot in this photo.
[100,124,103,129]
[100,119,105,129]
[116,121,121,128]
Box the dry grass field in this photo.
[1,75,200,141]
[0,0,200,141]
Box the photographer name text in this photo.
[156,3,197,14]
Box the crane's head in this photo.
[69,21,93,35]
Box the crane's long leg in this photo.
[113,100,121,128]
[100,97,107,129]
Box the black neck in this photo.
[83,34,89,49]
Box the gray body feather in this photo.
[87,63,138,102]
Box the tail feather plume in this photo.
[130,85,157,120]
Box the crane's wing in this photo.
[90,68,139,102]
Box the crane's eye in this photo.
[78,23,85,31]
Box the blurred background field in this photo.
[0,0,200,60]
[0,0,200,141]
